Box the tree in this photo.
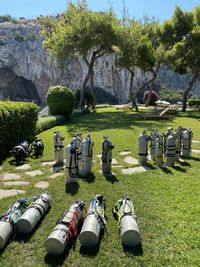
[39,1,121,108]
[161,5,200,111]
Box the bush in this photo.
[36,115,66,134]
[188,98,200,107]
[0,101,38,159]
[74,89,95,109]
[46,85,75,118]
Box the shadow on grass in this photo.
[79,229,106,258]
[176,160,191,167]
[172,165,187,173]
[44,241,74,267]
[123,242,143,256]
[160,166,173,174]
[15,208,51,243]
[80,172,95,183]
[190,156,200,162]
[9,158,30,166]
[65,182,79,196]
[103,173,119,184]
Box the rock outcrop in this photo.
[0,19,199,104]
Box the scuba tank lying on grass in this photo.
[30,139,44,157]
[79,194,106,247]
[0,198,28,249]
[16,192,51,234]
[45,201,86,255]
[112,195,141,247]
[79,134,94,177]
[10,141,30,162]
[101,136,114,175]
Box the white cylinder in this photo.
[121,215,141,246]
[16,193,51,234]
[102,138,114,175]
[79,214,100,247]
[80,136,93,177]
[138,132,148,165]
[166,134,176,166]
[0,221,13,249]
[45,202,84,255]
[182,129,192,158]
[66,141,78,184]
[155,137,163,167]
[150,129,157,161]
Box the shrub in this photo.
[46,85,75,118]
[0,101,38,159]
[188,98,200,107]
[36,115,66,134]
[74,89,95,109]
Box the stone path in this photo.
[122,166,151,175]
[96,155,102,159]
[1,173,21,181]
[25,170,43,177]
[0,189,25,199]
[192,149,200,154]
[112,158,118,165]
[16,164,31,170]
[119,151,131,156]
[34,181,49,189]
[49,172,64,179]
[3,181,29,186]
[41,161,55,166]
[192,140,200,143]
[123,156,139,165]
[112,165,124,168]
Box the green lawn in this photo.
[0,107,200,267]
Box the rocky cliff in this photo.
[0,19,199,104]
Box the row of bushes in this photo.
[188,98,200,107]
[36,115,66,134]
[0,101,38,159]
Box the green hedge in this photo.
[0,101,38,159]
[36,115,66,134]
[188,98,200,107]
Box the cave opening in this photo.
[0,68,40,103]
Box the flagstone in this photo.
[34,181,49,189]
[192,149,200,154]
[25,170,43,177]
[49,172,64,179]
[119,151,131,156]
[16,164,31,170]
[2,173,21,181]
[123,156,139,165]
[122,166,150,175]
[3,181,29,186]
[0,189,25,199]
[41,161,55,166]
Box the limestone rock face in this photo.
[0,20,199,104]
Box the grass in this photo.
[0,106,200,267]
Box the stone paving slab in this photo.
[122,166,150,175]
[34,181,49,189]
[112,165,124,168]
[49,172,64,179]
[3,181,30,186]
[0,189,25,199]
[112,158,118,165]
[119,151,131,156]
[0,166,2,170]
[192,140,200,143]
[25,170,43,177]
[123,156,139,165]
[16,164,31,170]
[1,173,21,181]
[51,166,64,173]
[192,149,200,154]
[96,155,102,159]
[41,161,55,166]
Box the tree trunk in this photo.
[182,71,198,112]
[128,68,138,111]
[89,69,96,109]
[145,85,152,107]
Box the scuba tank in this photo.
[182,128,193,158]
[112,195,141,247]
[16,192,51,234]
[66,138,78,184]
[79,134,94,177]
[53,131,64,166]
[101,136,114,175]
[74,132,82,174]
[79,194,106,247]
[45,201,86,255]
[31,139,44,157]
[163,127,173,157]
[138,130,149,165]
[165,132,176,167]
[150,128,158,161]
[174,126,182,161]
[0,198,28,249]
[10,141,30,162]
[155,134,164,167]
